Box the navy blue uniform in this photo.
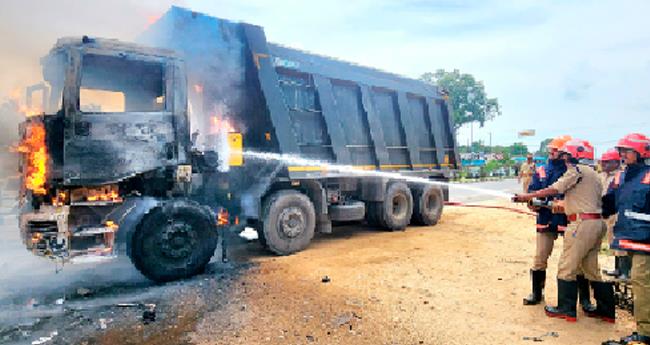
[528,158,569,233]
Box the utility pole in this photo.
[489,132,492,153]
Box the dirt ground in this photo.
[75,201,635,345]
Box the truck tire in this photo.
[411,184,444,226]
[262,190,316,255]
[130,200,218,282]
[369,182,413,231]
[329,201,365,222]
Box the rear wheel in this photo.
[411,184,444,226]
[130,200,218,282]
[262,190,316,255]
[368,182,413,231]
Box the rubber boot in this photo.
[587,281,616,323]
[523,270,545,305]
[577,275,596,313]
[601,332,650,345]
[618,256,631,280]
[605,256,621,277]
[544,279,578,322]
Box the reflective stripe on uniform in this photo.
[642,171,650,185]
[619,240,650,252]
[613,171,623,187]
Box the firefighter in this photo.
[602,133,650,345]
[521,135,597,311]
[519,153,536,193]
[600,149,631,280]
[514,139,614,323]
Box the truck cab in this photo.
[18,37,217,281]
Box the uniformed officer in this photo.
[514,139,613,323]
[599,149,631,280]
[602,133,650,345]
[519,153,536,193]
[522,135,595,309]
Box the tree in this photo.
[536,138,552,157]
[421,69,501,131]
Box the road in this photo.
[0,177,632,345]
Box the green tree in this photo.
[536,138,552,157]
[421,69,501,131]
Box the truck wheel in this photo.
[262,190,315,255]
[130,200,218,282]
[371,182,413,231]
[411,184,444,226]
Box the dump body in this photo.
[139,6,459,219]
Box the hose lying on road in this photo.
[444,201,537,216]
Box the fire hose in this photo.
[444,201,537,216]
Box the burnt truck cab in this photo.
[18,37,224,280]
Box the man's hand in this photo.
[551,200,565,214]
[513,193,534,203]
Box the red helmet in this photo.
[600,148,620,162]
[560,139,594,160]
[616,133,650,158]
[547,135,572,150]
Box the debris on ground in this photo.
[523,331,559,342]
[321,276,331,283]
[76,288,93,297]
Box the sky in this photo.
[2,0,649,156]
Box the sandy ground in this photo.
[77,201,634,345]
[0,178,635,345]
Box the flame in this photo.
[193,84,203,94]
[210,116,235,134]
[15,121,48,195]
[53,190,67,206]
[217,208,229,226]
[86,187,122,203]
[11,87,43,117]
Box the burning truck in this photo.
[17,7,459,282]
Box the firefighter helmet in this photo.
[560,139,594,160]
[547,135,572,150]
[616,133,650,158]
[600,148,621,162]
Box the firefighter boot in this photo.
[523,270,545,305]
[544,279,578,322]
[577,275,596,313]
[587,281,616,323]
[618,256,631,281]
[601,332,650,345]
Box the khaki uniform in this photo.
[519,162,535,192]
[631,253,650,336]
[551,164,607,281]
[533,232,558,270]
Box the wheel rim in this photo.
[159,220,198,259]
[277,207,305,238]
[391,193,408,219]
[425,192,440,214]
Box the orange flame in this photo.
[15,122,48,195]
[217,208,229,226]
[11,87,43,117]
[86,187,122,203]
[210,116,235,134]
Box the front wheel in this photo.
[262,190,316,255]
[130,200,218,282]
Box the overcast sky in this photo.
[2,0,649,155]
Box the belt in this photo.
[568,213,602,222]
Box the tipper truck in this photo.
[17,7,459,282]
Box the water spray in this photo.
[242,151,515,200]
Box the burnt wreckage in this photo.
[18,7,459,282]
